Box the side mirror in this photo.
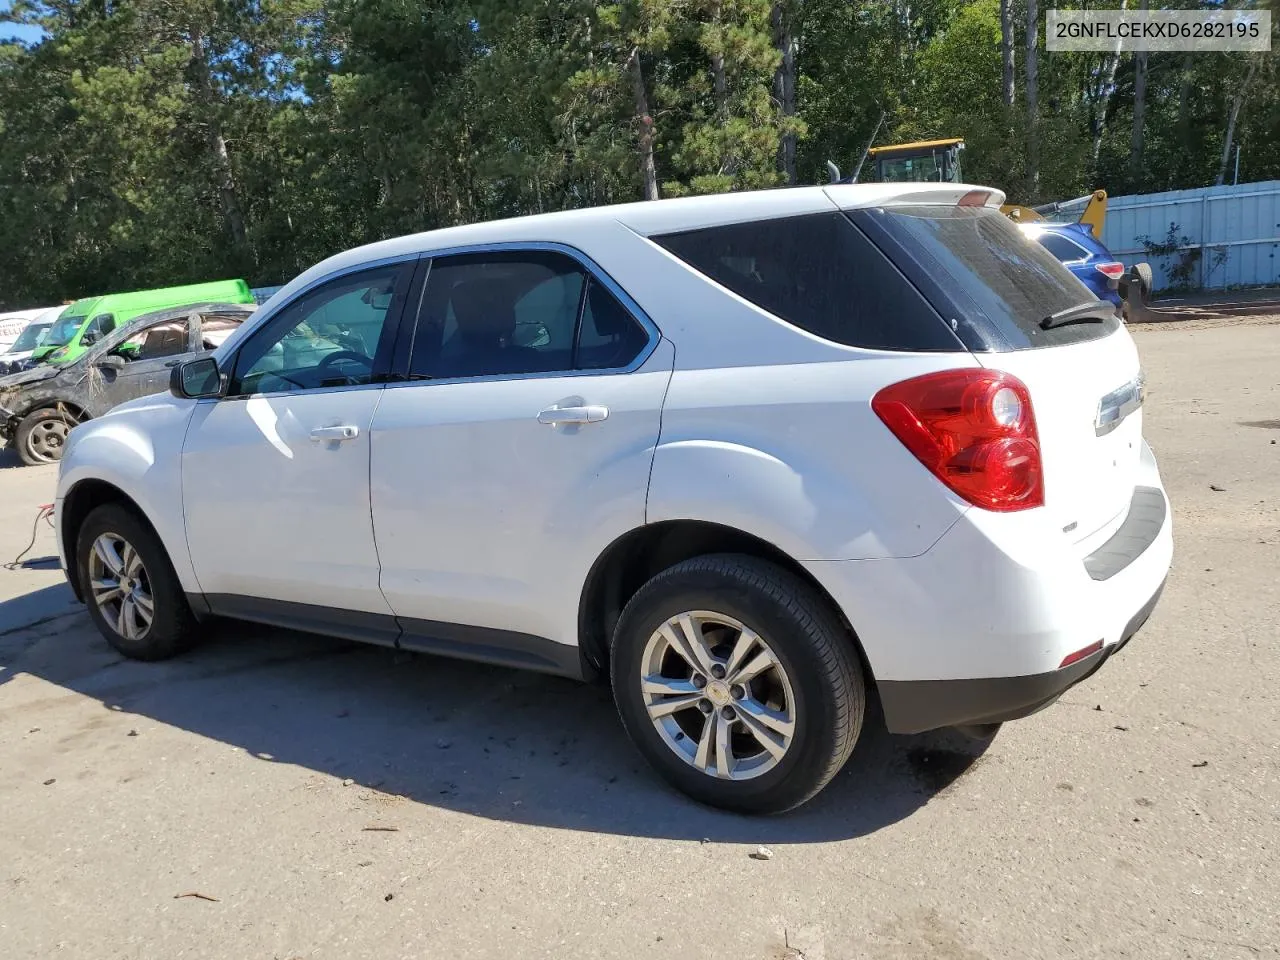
[93,354,125,371]
[170,356,224,399]
[81,330,98,346]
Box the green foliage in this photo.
[1,0,1277,308]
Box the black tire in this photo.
[1124,277,1148,322]
[75,503,203,661]
[610,554,865,814]
[15,408,74,466]
[1133,263,1153,305]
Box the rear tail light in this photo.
[872,369,1044,511]
[1094,262,1125,280]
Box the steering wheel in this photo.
[316,350,373,383]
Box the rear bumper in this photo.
[803,440,1172,733]
[876,576,1164,733]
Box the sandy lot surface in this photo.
[1,322,1277,959]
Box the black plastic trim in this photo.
[398,618,583,678]
[199,594,582,679]
[878,576,1166,734]
[205,594,401,647]
[1083,486,1166,581]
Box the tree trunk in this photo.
[1090,0,1127,163]
[627,48,659,201]
[1216,56,1259,186]
[1176,53,1194,148]
[710,0,727,114]
[1024,0,1039,198]
[1129,48,1148,178]
[189,26,249,258]
[1000,0,1015,109]
[772,2,797,184]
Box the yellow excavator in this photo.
[834,136,1109,236]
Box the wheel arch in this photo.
[577,519,873,685]
[60,479,162,603]
[15,398,90,423]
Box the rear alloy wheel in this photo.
[612,555,864,813]
[76,503,202,660]
[640,610,797,781]
[16,408,74,465]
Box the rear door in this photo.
[852,202,1143,545]
[369,248,672,652]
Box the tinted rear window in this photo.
[652,213,960,352]
[860,206,1119,349]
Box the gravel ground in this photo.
[0,320,1277,960]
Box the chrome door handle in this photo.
[537,405,608,426]
[309,424,359,442]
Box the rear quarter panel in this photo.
[647,355,977,561]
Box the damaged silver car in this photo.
[0,302,253,465]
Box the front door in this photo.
[370,249,672,656]
[182,261,415,630]
[101,314,198,405]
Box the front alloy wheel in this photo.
[641,610,796,780]
[76,502,202,660]
[88,532,155,642]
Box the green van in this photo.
[32,279,254,366]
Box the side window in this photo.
[576,279,650,370]
[116,319,192,361]
[1036,233,1087,263]
[411,251,581,379]
[197,313,247,350]
[409,250,652,380]
[653,213,957,351]
[231,263,406,396]
[83,314,109,343]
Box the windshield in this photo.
[45,314,88,347]
[879,155,946,182]
[863,205,1118,349]
[9,322,52,352]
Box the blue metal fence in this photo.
[1100,180,1280,293]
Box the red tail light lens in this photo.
[872,369,1044,511]
[1059,639,1103,668]
[1094,262,1125,280]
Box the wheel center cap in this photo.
[706,680,731,707]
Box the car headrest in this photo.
[449,277,517,342]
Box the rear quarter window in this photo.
[1035,232,1090,263]
[856,206,1119,350]
[652,212,961,352]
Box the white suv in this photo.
[55,184,1172,813]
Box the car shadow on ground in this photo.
[0,589,992,843]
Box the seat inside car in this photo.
[439,276,550,377]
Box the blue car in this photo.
[1021,222,1128,312]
